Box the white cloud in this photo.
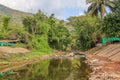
[0,0,88,19]
[79,12,84,16]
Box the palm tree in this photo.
[86,0,115,18]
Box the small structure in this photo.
[0,40,19,46]
[102,38,120,45]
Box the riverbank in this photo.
[88,55,120,80]
[1,44,120,80]
[0,54,51,73]
[0,46,53,73]
[87,44,120,80]
[0,46,54,62]
[0,50,85,73]
[0,50,67,73]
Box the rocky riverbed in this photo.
[1,49,120,80]
[53,50,120,80]
[88,55,120,80]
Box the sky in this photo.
[0,0,88,20]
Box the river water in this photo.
[0,57,92,80]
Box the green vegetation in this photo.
[3,16,10,32]
[102,0,120,37]
[0,0,120,53]
[86,0,115,18]
[68,15,102,50]
[48,18,71,50]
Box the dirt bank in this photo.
[0,46,30,54]
[0,54,51,73]
[0,51,66,73]
[87,44,120,80]
[88,55,120,80]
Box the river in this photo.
[0,57,92,80]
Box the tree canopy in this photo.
[102,0,120,37]
[86,0,115,18]
[0,0,119,52]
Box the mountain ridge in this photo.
[0,4,32,25]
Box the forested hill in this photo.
[0,4,32,25]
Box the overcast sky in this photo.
[0,0,88,20]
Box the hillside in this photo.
[0,4,32,25]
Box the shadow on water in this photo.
[0,57,92,80]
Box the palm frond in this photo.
[99,4,106,15]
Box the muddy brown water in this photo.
[0,57,92,80]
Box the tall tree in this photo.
[102,0,120,37]
[22,16,37,35]
[86,0,115,18]
[3,16,10,32]
[113,0,120,13]
[68,15,102,50]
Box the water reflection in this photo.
[0,57,92,80]
[48,58,72,80]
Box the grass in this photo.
[0,42,53,62]
[0,51,53,62]
[0,51,53,73]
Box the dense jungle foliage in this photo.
[0,0,120,52]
